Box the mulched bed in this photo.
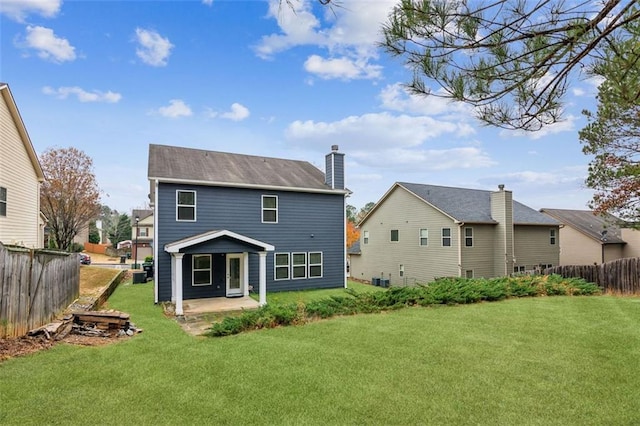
[0,333,130,362]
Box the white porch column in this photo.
[174,253,185,316]
[258,251,267,306]
[170,254,176,302]
[243,252,249,297]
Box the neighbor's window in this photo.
[363,230,369,244]
[550,229,556,245]
[390,229,399,242]
[176,190,196,221]
[192,255,212,286]
[465,227,473,247]
[275,253,290,280]
[262,195,278,223]
[465,270,474,279]
[0,187,6,216]
[138,227,148,237]
[399,264,404,278]
[309,252,323,278]
[419,228,428,246]
[292,252,307,279]
[442,228,451,247]
[514,266,525,273]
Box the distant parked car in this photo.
[79,253,91,265]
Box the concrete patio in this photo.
[182,296,260,315]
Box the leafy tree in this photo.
[346,204,358,223]
[381,0,640,131]
[347,220,360,248]
[88,221,100,244]
[579,34,640,220]
[357,202,376,223]
[40,147,101,251]
[108,213,132,247]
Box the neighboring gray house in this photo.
[540,208,640,265]
[148,144,349,315]
[350,183,560,286]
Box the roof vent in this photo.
[498,184,505,191]
[331,145,339,152]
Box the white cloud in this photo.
[254,0,396,79]
[379,83,473,118]
[0,0,61,22]
[134,28,173,67]
[221,103,250,121]
[155,99,192,118]
[19,25,76,63]
[352,147,495,170]
[42,86,122,103]
[206,103,251,121]
[202,0,213,5]
[304,55,381,80]
[572,87,586,96]
[503,114,578,140]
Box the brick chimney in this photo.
[325,145,345,190]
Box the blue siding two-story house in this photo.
[148,144,348,315]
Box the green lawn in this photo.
[1,281,640,424]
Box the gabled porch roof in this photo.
[164,229,275,253]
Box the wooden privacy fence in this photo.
[546,257,640,294]
[0,243,79,338]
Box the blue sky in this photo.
[0,0,601,214]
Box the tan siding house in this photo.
[0,83,45,247]
[350,183,560,286]
[131,209,153,262]
[540,209,640,265]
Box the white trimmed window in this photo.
[419,228,428,246]
[275,253,290,280]
[465,227,473,247]
[550,229,557,245]
[176,190,196,221]
[442,228,452,247]
[138,227,148,237]
[390,229,399,242]
[363,230,369,244]
[262,195,278,223]
[309,252,322,278]
[192,255,212,286]
[292,252,307,279]
[0,187,6,216]
[399,264,404,278]
[514,266,525,273]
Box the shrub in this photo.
[144,256,154,263]
[206,275,601,337]
[69,242,84,253]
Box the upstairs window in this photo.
[442,228,451,247]
[138,227,149,237]
[363,230,369,244]
[390,229,399,242]
[262,195,278,223]
[176,190,196,221]
[550,229,557,245]
[0,187,6,216]
[419,228,428,246]
[465,227,473,247]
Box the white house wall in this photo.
[513,225,560,269]
[0,92,41,247]
[350,186,459,286]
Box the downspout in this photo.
[457,222,464,277]
[343,194,348,288]
[154,179,159,304]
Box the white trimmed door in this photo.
[226,254,243,297]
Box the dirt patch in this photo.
[0,332,132,363]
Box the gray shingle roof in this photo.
[131,209,153,224]
[398,182,559,225]
[148,144,336,192]
[540,208,625,244]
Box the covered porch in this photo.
[164,229,274,316]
